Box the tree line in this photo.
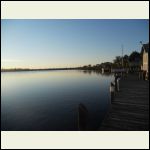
[79,51,142,71]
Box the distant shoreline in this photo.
[1,68,82,72]
[1,67,128,73]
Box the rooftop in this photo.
[141,43,149,53]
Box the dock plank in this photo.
[99,73,149,131]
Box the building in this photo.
[141,43,149,73]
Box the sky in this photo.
[1,19,149,69]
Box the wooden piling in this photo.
[110,82,115,101]
[146,71,149,80]
[117,77,120,91]
[115,75,119,92]
[78,103,88,131]
[143,71,146,80]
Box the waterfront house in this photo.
[141,43,149,73]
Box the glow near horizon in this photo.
[1,19,149,69]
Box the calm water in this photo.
[1,70,113,131]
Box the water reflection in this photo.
[1,70,113,131]
[79,70,113,76]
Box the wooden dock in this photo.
[99,73,149,131]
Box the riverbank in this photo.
[1,68,79,72]
[99,73,149,131]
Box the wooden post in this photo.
[145,71,149,80]
[78,103,88,131]
[139,71,143,80]
[141,71,144,80]
[117,78,120,91]
[115,76,118,91]
[138,71,141,80]
[143,71,146,80]
[110,82,115,102]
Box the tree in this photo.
[113,56,122,68]
[129,51,141,62]
[129,51,141,71]
[123,55,129,68]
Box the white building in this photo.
[141,43,149,73]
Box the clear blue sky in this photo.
[1,19,149,69]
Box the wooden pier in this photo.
[99,73,149,131]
